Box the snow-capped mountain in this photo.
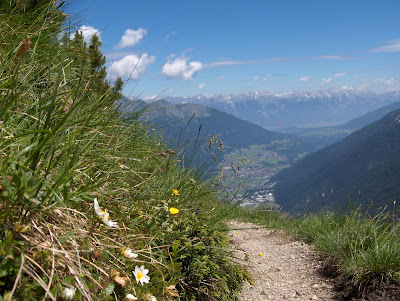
[164,89,400,129]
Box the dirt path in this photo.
[229,221,335,301]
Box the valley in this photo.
[121,90,400,212]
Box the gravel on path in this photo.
[229,221,336,301]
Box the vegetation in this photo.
[228,205,400,298]
[0,1,250,300]
[273,108,400,213]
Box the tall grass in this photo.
[0,1,250,300]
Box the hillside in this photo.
[0,3,250,300]
[341,99,400,129]
[272,109,400,213]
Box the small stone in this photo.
[312,295,318,300]
[312,283,319,289]
[260,290,266,295]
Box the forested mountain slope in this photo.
[272,109,400,213]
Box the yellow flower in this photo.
[171,189,180,196]
[169,207,179,215]
[94,198,119,229]
[258,252,263,257]
[133,265,150,285]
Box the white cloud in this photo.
[263,74,272,81]
[109,53,155,79]
[198,83,206,90]
[333,72,346,78]
[116,28,147,49]
[217,75,225,80]
[370,39,400,53]
[164,31,177,42]
[161,56,203,80]
[321,77,332,85]
[359,77,399,92]
[71,25,101,43]
[341,85,353,90]
[253,75,260,80]
[314,55,350,60]
[299,76,310,82]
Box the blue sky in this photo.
[68,0,400,98]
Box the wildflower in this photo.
[94,198,119,229]
[258,252,263,257]
[171,189,179,196]
[169,207,179,215]
[133,265,150,285]
[125,294,138,301]
[61,287,76,301]
[121,248,138,259]
[110,269,128,286]
[165,284,179,297]
[144,294,157,301]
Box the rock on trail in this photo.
[229,221,335,301]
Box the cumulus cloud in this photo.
[334,72,346,77]
[299,76,310,82]
[253,75,260,80]
[198,83,206,90]
[71,25,101,43]
[161,56,203,80]
[321,77,332,85]
[116,28,147,49]
[109,53,155,79]
[370,39,400,53]
[217,75,225,80]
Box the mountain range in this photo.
[272,108,400,213]
[119,98,314,162]
[164,89,400,129]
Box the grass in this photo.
[228,204,400,297]
[0,1,250,300]
[3,1,400,300]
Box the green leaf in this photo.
[58,231,75,245]
[103,283,115,296]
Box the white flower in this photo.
[125,294,138,301]
[61,287,76,301]
[143,294,157,301]
[119,164,129,169]
[133,265,150,285]
[94,198,120,229]
[122,248,138,259]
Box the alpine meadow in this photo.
[1,1,400,301]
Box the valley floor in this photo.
[229,221,335,301]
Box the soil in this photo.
[228,221,400,301]
[229,221,335,301]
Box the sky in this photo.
[67,0,400,99]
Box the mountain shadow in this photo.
[272,109,400,213]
